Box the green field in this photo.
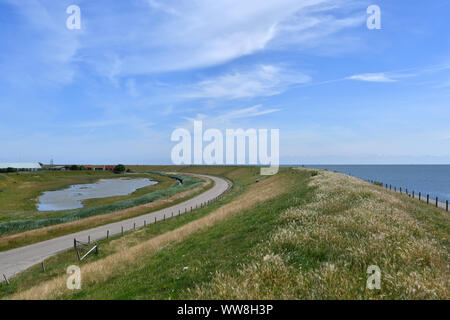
[1,166,448,300]
[0,170,171,222]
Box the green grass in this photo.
[0,171,133,212]
[0,166,264,298]
[0,171,170,223]
[0,173,202,236]
[2,167,448,300]
[63,169,312,299]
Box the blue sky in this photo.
[1,0,449,164]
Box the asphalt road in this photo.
[0,174,229,282]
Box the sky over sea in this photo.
[0,0,449,164]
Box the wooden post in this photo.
[144,220,146,227]
[400,187,402,194]
[171,212,173,218]
[419,192,421,200]
[427,194,429,204]
[164,214,165,221]
[107,230,109,239]
[74,238,77,249]
[446,200,448,212]
[412,191,415,198]
[134,223,136,230]
[389,185,391,190]
[88,235,90,244]
[41,261,45,273]
[3,274,9,285]
[121,226,124,235]
[155,217,156,223]
[436,197,438,207]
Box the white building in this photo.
[0,162,42,171]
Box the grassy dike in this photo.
[1,167,449,299]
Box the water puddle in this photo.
[37,178,157,211]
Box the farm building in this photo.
[0,162,43,171]
[48,165,66,171]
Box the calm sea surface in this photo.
[303,165,450,202]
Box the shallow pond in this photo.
[37,178,157,211]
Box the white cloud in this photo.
[347,73,397,83]
[185,65,310,99]
[215,104,281,121]
[182,104,281,128]
[2,0,363,83]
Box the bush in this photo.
[113,164,126,174]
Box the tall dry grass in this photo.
[193,169,449,299]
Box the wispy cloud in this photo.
[183,104,281,126]
[347,73,397,83]
[215,104,281,121]
[1,0,363,84]
[185,65,310,99]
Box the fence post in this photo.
[436,197,438,207]
[419,192,421,200]
[3,274,9,285]
[155,217,156,223]
[172,212,173,218]
[88,235,90,244]
[412,191,415,199]
[121,226,123,235]
[107,230,109,239]
[427,194,429,204]
[74,238,77,249]
[447,200,449,212]
[164,214,165,221]
[41,261,46,273]
[144,220,146,227]
[134,223,136,230]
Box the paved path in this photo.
[0,174,230,282]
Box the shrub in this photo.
[113,164,126,174]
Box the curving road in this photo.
[0,174,229,282]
